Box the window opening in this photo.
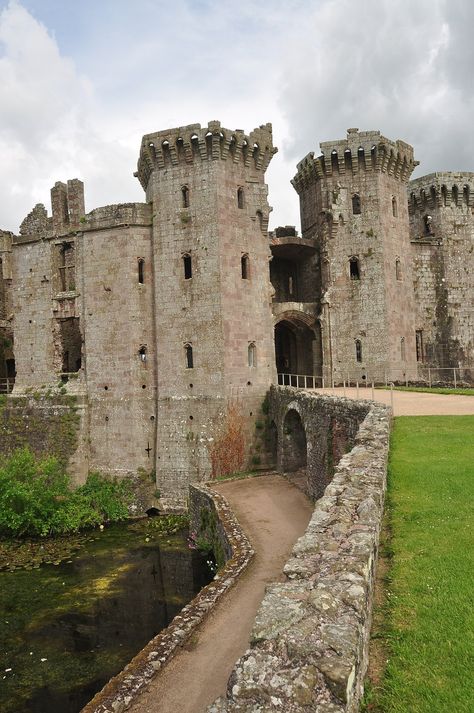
[138,258,144,284]
[183,253,192,280]
[241,254,249,279]
[256,210,264,232]
[423,214,434,236]
[415,330,424,362]
[352,194,361,215]
[248,342,256,367]
[237,187,244,209]
[288,275,293,296]
[139,346,147,363]
[355,339,362,363]
[59,242,75,292]
[349,256,360,280]
[396,258,402,280]
[392,196,398,217]
[400,337,406,361]
[185,344,193,369]
[181,185,190,208]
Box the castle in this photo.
[0,122,472,506]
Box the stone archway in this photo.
[275,318,315,376]
[281,409,307,472]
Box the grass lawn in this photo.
[366,416,474,713]
[377,386,474,396]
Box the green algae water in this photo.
[0,520,213,713]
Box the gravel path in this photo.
[127,474,313,713]
[316,387,474,415]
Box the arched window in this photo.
[392,196,398,217]
[452,185,459,206]
[349,256,360,280]
[248,342,256,367]
[138,345,147,363]
[355,339,362,363]
[395,258,402,281]
[181,185,190,208]
[185,343,193,369]
[463,184,470,206]
[183,253,192,280]
[441,185,448,206]
[400,337,406,362]
[352,194,361,215]
[256,210,264,232]
[138,258,145,284]
[241,253,249,279]
[237,187,244,209]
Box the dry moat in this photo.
[0,520,213,713]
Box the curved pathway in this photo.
[128,474,313,713]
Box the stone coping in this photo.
[80,484,254,713]
[208,400,391,713]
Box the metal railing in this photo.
[277,366,473,391]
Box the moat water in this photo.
[0,520,213,713]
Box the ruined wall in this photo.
[210,390,391,713]
[137,121,277,507]
[409,173,473,372]
[0,393,88,481]
[293,129,418,383]
[0,230,14,383]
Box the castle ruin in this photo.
[0,123,472,506]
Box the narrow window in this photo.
[395,258,402,281]
[185,344,193,369]
[138,258,145,284]
[241,254,249,279]
[352,194,361,215]
[181,185,190,208]
[183,253,192,280]
[392,196,398,217]
[59,242,75,291]
[349,256,360,280]
[400,337,406,362]
[248,342,256,367]
[452,185,459,206]
[256,210,264,231]
[355,339,362,363]
[139,345,147,363]
[423,214,433,235]
[288,275,293,296]
[237,187,244,209]
[415,330,424,362]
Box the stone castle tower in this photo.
[135,121,277,506]
[409,173,474,370]
[292,129,419,383]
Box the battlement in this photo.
[408,172,474,212]
[292,128,418,193]
[135,120,277,190]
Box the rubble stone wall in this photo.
[209,390,391,713]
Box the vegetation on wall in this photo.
[207,400,245,478]
[0,448,132,538]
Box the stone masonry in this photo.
[0,122,472,503]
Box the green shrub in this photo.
[0,448,132,537]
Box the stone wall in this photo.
[0,393,88,481]
[409,172,473,372]
[269,386,370,500]
[209,390,391,713]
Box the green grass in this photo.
[377,385,474,396]
[369,416,474,713]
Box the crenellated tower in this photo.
[408,172,474,371]
[292,128,419,383]
[136,121,278,507]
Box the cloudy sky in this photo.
[1,0,473,232]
